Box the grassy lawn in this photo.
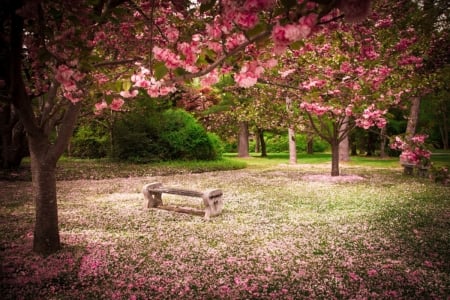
[0,153,449,299]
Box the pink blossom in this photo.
[234,73,258,87]
[244,0,275,10]
[165,27,179,43]
[159,85,176,96]
[120,90,138,98]
[226,33,247,51]
[63,92,82,103]
[300,102,330,116]
[375,16,393,28]
[299,13,318,28]
[367,269,378,277]
[398,55,423,67]
[153,46,181,70]
[234,61,265,88]
[110,98,125,111]
[95,101,108,114]
[279,69,295,78]
[236,11,258,29]
[200,69,219,87]
[264,58,278,68]
[205,22,222,39]
[55,64,74,84]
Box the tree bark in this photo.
[288,126,297,164]
[0,104,28,169]
[286,97,297,164]
[8,4,82,255]
[238,121,249,157]
[257,128,267,157]
[29,137,60,255]
[307,134,314,154]
[331,138,340,176]
[405,96,421,141]
[379,126,388,158]
[339,118,350,162]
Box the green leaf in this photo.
[122,81,132,91]
[154,62,169,80]
[114,81,122,92]
[290,40,305,50]
[246,22,267,39]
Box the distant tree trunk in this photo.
[379,126,388,158]
[286,97,297,164]
[339,136,349,162]
[366,131,375,156]
[339,118,350,162]
[254,130,260,153]
[307,134,314,154]
[331,138,340,176]
[257,128,267,157]
[406,97,421,141]
[238,121,249,157]
[288,126,297,164]
[0,104,28,169]
[438,101,449,150]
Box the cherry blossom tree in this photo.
[256,2,429,176]
[2,0,376,254]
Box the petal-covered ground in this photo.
[1,166,449,299]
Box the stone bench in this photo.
[142,182,223,220]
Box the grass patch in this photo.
[1,155,449,299]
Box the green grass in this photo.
[1,152,449,299]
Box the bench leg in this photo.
[202,189,223,220]
[143,182,163,208]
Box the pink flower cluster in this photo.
[55,64,85,103]
[300,78,327,91]
[131,66,175,98]
[94,98,126,115]
[390,134,431,165]
[271,14,317,53]
[234,61,265,87]
[300,102,331,116]
[355,104,387,129]
[398,55,423,68]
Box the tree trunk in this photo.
[379,126,388,158]
[254,130,260,153]
[29,137,60,255]
[238,121,249,157]
[286,97,297,163]
[307,135,314,154]
[405,96,421,141]
[339,136,349,162]
[438,101,448,149]
[331,139,340,176]
[0,105,28,169]
[339,117,350,162]
[288,126,297,164]
[258,128,267,157]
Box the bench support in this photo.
[142,182,223,220]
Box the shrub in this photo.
[112,112,164,163]
[160,109,221,160]
[70,125,108,158]
[112,109,222,162]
